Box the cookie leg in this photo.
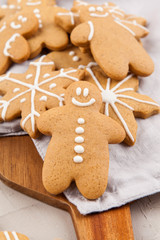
[28,35,43,59]
[44,27,69,51]
[42,153,72,195]
[75,162,109,199]
[0,54,11,75]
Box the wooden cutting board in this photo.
[0,135,134,240]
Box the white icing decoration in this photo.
[72,97,96,107]
[75,127,84,134]
[26,74,33,79]
[73,156,83,163]
[1,4,20,9]
[82,62,159,142]
[77,118,85,124]
[3,231,11,240]
[88,21,94,41]
[26,1,41,5]
[43,73,50,78]
[114,19,136,36]
[90,12,108,17]
[57,12,79,25]
[72,56,79,62]
[0,22,6,33]
[96,6,104,12]
[75,136,84,143]
[69,51,75,56]
[33,8,42,28]
[40,96,47,101]
[83,88,89,97]
[75,0,88,6]
[18,15,27,22]
[10,22,22,29]
[49,83,56,89]
[12,231,20,240]
[0,56,81,133]
[33,9,40,13]
[76,87,81,96]
[89,6,96,12]
[20,98,26,103]
[13,88,20,93]
[74,145,84,154]
[4,33,20,57]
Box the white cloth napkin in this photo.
[1,0,160,215]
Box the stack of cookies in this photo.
[0,0,159,199]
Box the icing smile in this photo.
[72,97,95,106]
[90,13,109,17]
[72,87,96,107]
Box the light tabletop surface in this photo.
[0,180,160,240]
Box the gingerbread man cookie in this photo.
[79,63,160,145]
[47,45,94,69]
[0,55,84,138]
[0,231,29,240]
[0,10,38,74]
[7,0,69,58]
[69,1,154,80]
[37,81,125,199]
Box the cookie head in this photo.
[65,81,102,110]
[72,2,124,22]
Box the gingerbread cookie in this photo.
[70,1,154,80]
[0,3,20,20]
[7,0,69,58]
[0,55,84,138]
[47,45,94,69]
[0,231,29,240]
[55,8,80,34]
[37,81,125,199]
[79,63,159,145]
[48,48,159,145]
[0,10,38,74]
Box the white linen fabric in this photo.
[0,0,160,214]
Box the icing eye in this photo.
[89,6,96,12]
[83,88,89,97]
[96,6,103,12]
[76,87,82,96]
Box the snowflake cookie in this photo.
[69,1,154,80]
[37,81,125,199]
[80,63,160,145]
[0,55,84,138]
[0,231,29,240]
[7,0,69,58]
[0,10,39,74]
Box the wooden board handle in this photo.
[69,204,134,240]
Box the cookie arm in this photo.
[116,19,149,38]
[37,108,64,136]
[55,11,79,33]
[4,34,30,63]
[119,91,160,118]
[125,15,147,26]
[102,116,126,144]
[71,22,92,47]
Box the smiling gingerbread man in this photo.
[38,81,125,199]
